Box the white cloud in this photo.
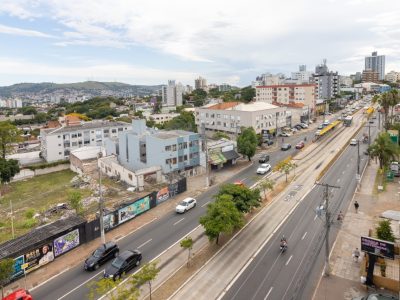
[0,24,54,38]
[1,0,400,83]
[0,57,197,85]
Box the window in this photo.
[179,156,183,163]
[172,144,177,151]
[58,135,61,139]
[77,133,82,137]
[71,142,77,147]
[112,129,117,133]
[128,173,133,180]
[165,145,171,151]
[104,129,109,134]
[118,128,123,131]
[58,144,61,147]
[172,157,177,164]
[71,133,78,138]
[184,154,188,161]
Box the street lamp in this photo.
[98,152,105,244]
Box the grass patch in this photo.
[0,170,91,243]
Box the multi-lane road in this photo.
[31,122,317,300]
[221,116,378,300]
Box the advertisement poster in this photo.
[156,187,169,204]
[103,212,118,232]
[118,196,150,224]
[53,229,80,257]
[23,243,55,273]
[361,236,395,260]
[11,255,25,279]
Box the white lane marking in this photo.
[264,287,273,300]
[201,201,210,208]
[301,232,307,240]
[285,255,293,266]
[173,218,185,226]
[337,178,340,182]
[137,238,152,249]
[314,215,317,221]
[57,271,103,300]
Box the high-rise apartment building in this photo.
[365,51,385,81]
[161,80,183,107]
[194,76,207,90]
[312,60,339,100]
[291,65,312,83]
[362,69,379,83]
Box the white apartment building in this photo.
[291,65,312,83]
[195,101,289,135]
[0,98,23,108]
[40,121,131,162]
[255,84,316,109]
[147,113,180,125]
[339,76,354,87]
[161,80,183,107]
[252,73,285,87]
[385,71,400,83]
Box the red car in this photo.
[295,141,305,149]
[2,289,33,300]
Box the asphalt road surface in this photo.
[221,120,378,300]
[30,128,316,300]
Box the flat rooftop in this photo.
[202,101,278,112]
[42,121,131,135]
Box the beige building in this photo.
[147,113,180,125]
[362,69,379,83]
[195,101,289,135]
[385,71,400,83]
[255,84,316,109]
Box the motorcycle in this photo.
[280,241,288,253]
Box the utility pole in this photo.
[357,139,360,176]
[316,182,340,276]
[98,152,105,244]
[10,199,14,239]
[201,123,210,187]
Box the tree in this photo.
[376,219,395,242]
[0,159,20,184]
[18,106,37,115]
[199,194,244,244]
[217,183,261,213]
[237,127,258,161]
[164,111,196,132]
[88,277,139,300]
[0,121,20,159]
[368,132,399,169]
[241,86,256,103]
[132,261,160,300]
[259,179,275,201]
[277,161,294,182]
[34,112,49,124]
[68,190,83,215]
[180,236,194,266]
[0,258,14,299]
[212,131,230,140]
[208,88,221,98]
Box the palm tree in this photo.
[368,132,399,169]
[375,92,392,131]
[259,179,275,201]
[388,90,399,125]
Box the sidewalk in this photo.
[4,160,252,295]
[313,160,400,300]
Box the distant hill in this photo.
[0,81,163,97]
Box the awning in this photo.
[209,152,227,165]
[222,150,240,161]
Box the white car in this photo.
[257,163,272,175]
[175,197,197,213]
[350,139,357,146]
[280,132,291,137]
[300,123,308,128]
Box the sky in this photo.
[0,0,399,87]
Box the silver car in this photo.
[176,197,197,213]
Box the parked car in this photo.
[104,250,142,281]
[291,128,298,133]
[369,120,374,124]
[350,139,357,146]
[372,115,377,119]
[317,124,324,129]
[259,154,270,163]
[257,163,272,175]
[84,242,119,271]
[2,289,33,300]
[295,141,305,149]
[299,123,308,129]
[315,130,321,135]
[323,120,330,126]
[281,143,291,151]
[264,139,274,146]
[176,197,197,213]
[352,293,398,300]
[294,124,303,130]
[279,132,291,137]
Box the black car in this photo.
[259,154,270,163]
[264,139,274,146]
[369,120,374,124]
[281,143,291,151]
[84,242,119,271]
[104,250,142,280]
[294,125,302,130]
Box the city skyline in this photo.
[0,0,399,87]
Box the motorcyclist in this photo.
[280,235,287,249]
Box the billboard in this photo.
[11,255,25,279]
[22,243,55,274]
[103,212,118,232]
[53,229,80,257]
[118,196,150,224]
[156,187,170,204]
[361,236,395,260]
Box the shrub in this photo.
[24,208,35,219]
[376,219,395,242]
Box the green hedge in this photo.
[27,160,69,171]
